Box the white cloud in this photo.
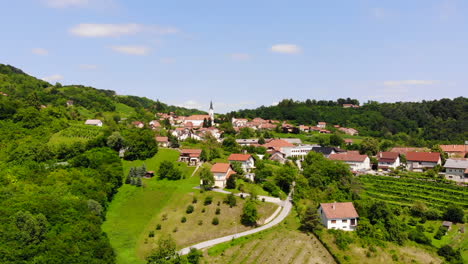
[111,45,150,55]
[383,80,438,86]
[79,64,98,70]
[270,44,302,54]
[32,48,49,55]
[69,23,179,38]
[230,53,251,61]
[176,100,204,110]
[42,74,64,82]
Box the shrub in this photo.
[198,220,203,226]
[392,254,399,261]
[173,227,178,232]
[217,201,221,206]
[201,208,206,213]
[224,193,237,207]
[434,226,448,240]
[148,231,155,237]
[181,216,187,223]
[334,231,353,250]
[192,196,198,204]
[186,205,194,214]
[215,208,221,215]
[187,248,203,264]
[156,224,161,230]
[212,217,219,225]
[437,245,463,263]
[162,213,168,221]
[204,196,213,205]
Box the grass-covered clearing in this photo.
[48,123,102,146]
[103,149,279,264]
[204,211,336,264]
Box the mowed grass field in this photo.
[103,149,279,264]
[204,212,336,264]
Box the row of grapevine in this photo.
[60,125,102,139]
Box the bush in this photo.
[217,201,221,206]
[224,193,237,207]
[192,196,198,204]
[212,217,219,225]
[173,227,178,233]
[186,205,194,214]
[148,231,155,237]
[198,220,203,226]
[156,224,161,230]
[408,229,431,245]
[437,245,463,263]
[334,231,353,250]
[187,248,203,264]
[204,196,213,205]
[162,213,168,221]
[201,208,206,213]
[215,208,221,215]
[443,205,464,223]
[434,226,448,240]
[181,216,187,223]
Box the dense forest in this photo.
[0,64,203,263]
[228,97,468,145]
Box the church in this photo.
[183,101,215,127]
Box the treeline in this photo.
[228,97,468,144]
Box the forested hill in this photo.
[0,64,204,264]
[228,98,468,144]
[0,64,205,116]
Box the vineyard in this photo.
[48,124,103,146]
[359,175,468,213]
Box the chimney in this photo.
[332,201,336,210]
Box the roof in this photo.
[156,136,168,142]
[406,152,440,163]
[344,139,354,143]
[440,145,468,153]
[318,122,326,125]
[312,147,345,155]
[329,153,368,162]
[263,139,294,149]
[185,115,211,121]
[228,154,252,162]
[320,202,359,219]
[442,221,453,227]
[211,163,232,173]
[180,149,202,155]
[444,158,468,169]
[390,147,427,155]
[281,138,302,144]
[85,119,102,125]
[377,152,400,163]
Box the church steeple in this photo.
[209,100,213,110]
[209,101,214,123]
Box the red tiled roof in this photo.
[211,163,232,173]
[155,136,168,142]
[228,154,252,162]
[377,152,399,163]
[320,202,359,219]
[344,139,354,143]
[180,149,202,155]
[390,147,427,155]
[329,153,368,162]
[263,139,294,149]
[318,122,326,125]
[440,145,468,153]
[406,152,440,163]
[186,115,211,121]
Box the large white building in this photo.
[281,145,319,160]
[329,153,371,171]
[318,202,359,231]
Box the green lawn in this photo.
[115,103,137,118]
[103,149,277,264]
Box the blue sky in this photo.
[0,0,467,113]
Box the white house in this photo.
[85,119,103,127]
[232,117,249,127]
[209,163,235,188]
[377,152,400,170]
[236,139,259,146]
[282,145,320,160]
[444,158,468,183]
[329,153,371,171]
[318,202,359,231]
[406,152,441,172]
[317,122,327,129]
[228,154,255,172]
[155,136,169,147]
[171,128,202,141]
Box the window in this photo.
[350,219,356,226]
[331,220,336,224]
[342,219,347,223]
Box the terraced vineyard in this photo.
[359,175,468,212]
[48,124,103,146]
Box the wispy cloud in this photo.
[69,23,179,37]
[32,48,49,55]
[42,74,64,82]
[230,53,251,61]
[110,45,150,55]
[270,44,302,54]
[383,80,438,86]
[43,0,89,8]
[79,64,98,70]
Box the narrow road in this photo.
[179,189,293,255]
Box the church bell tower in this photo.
[209,101,214,123]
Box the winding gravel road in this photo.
[179,190,293,255]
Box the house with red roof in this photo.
[318,202,359,231]
[179,149,202,166]
[209,163,236,188]
[132,121,144,128]
[262,139,295,152]
[329,153,371,171]
[184,115,212,127]
[406,152,441,172]
[440,145,468,158]
[149,120,162,130]
[377,152,400,170]
[317,122,327,129]
[155,136,169,147]
[228,154,255,172]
